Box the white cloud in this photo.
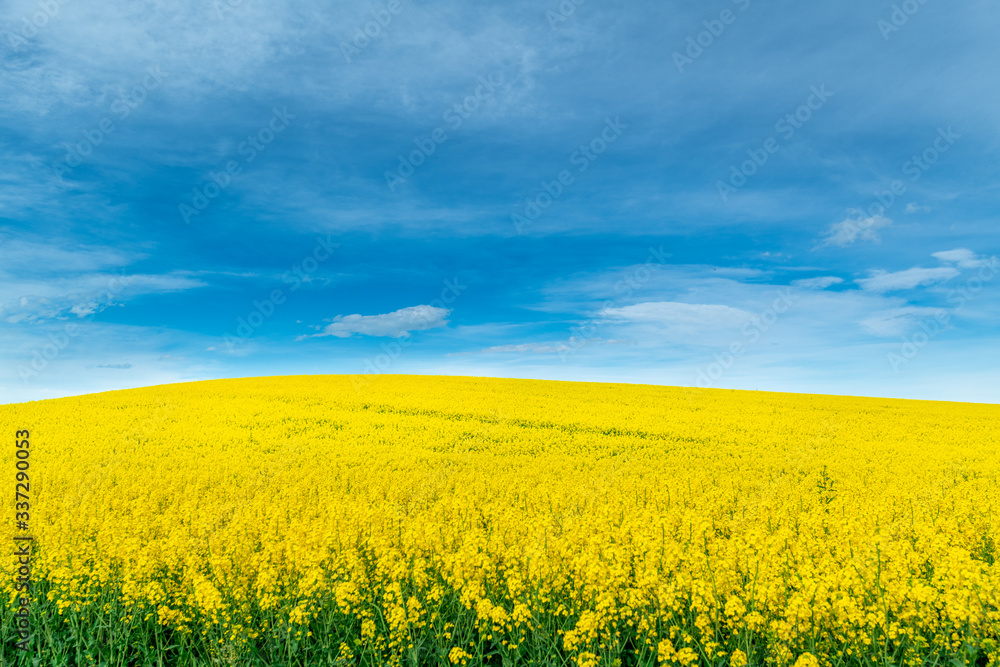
[0,238,135,273]
[819,212,892,247]
[0,272,208,323]
[306,305,450,338]
[600,302,752,328]
[792,276,843,290]
[480,342,571,354]
[70,302,104,317]
[859,307,947,337]
[856,267,959,293]
[530,264,762,315]
[472,338,631,355]
[905,203,931,214]
[932,248,996,269]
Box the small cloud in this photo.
[905,203,931,214]
[792,276,843,290]
[818,211,892,248]
[70,302,101,317]
[87,363,133,369]
[932,249,996,269]
[860,307,947,337]
[856,267,958,293]
[205,346,217,351]
[302,305,450,339]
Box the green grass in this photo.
[1,575,997,667]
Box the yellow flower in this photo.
[658,639,677,663]
[448,647,471,665]
[4,375,1000,665]
[793,653,819,667]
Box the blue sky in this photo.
[2,0,998,404]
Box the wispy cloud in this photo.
[479,342,572,354]
[599,302,752,329]
[468,338,631,355]
[792,276,843,290]
[0,273,208,323]
[856,267,959,293]
[0,238,136,273]
[855,267,958,293]
[932,248,995,269]
[859,307,947,337]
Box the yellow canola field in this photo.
[3,375,1000,666]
